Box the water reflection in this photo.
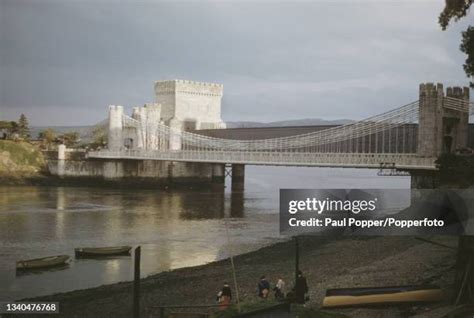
[230,190,244,218]
[0,166,410,300]
[0,186,246,300]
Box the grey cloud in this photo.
[0,0,472,126]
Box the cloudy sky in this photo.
[1,0,472,126]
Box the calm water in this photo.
[0,166,410,300]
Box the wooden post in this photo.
[453,236,474,305]
[224,218,241,313]
[133,246,141,318]
[294,236,299,285]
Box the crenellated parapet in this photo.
[155,79,223,97]
[419,82,444,96]
[446,86,470,100]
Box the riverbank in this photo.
[0,140,46,183]
[0,140,221,189]
[17,235,457,318]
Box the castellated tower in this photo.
[107,80,226,152]
[131,103,162,150]
[418,83,469,158]
[154,80,226,131]
[417,83,444,157]
[108,105,124,151]
[445,86,470,152]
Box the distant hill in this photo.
[30,118,353,140]
[225,118,353,128]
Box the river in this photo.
[0,166,410,300]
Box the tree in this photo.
[0,120,20,140]
[439,0,474,87]
[0,121,12,130]
[460,26,474,87]
[0,121,13,139]
[90,126,107,149]
[9,121,19,135]
[38,128,56,148]
[59,131,80,147]
[18,114,30,139]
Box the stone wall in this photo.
[46,150,225,187]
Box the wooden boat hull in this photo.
[16,255,70,270]
[75,246,132,257]
[322,285,443,308]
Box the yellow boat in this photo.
[322,285,443,308]
[16,255,70,270]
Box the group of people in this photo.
[257,275,282,300]
[216,270,309,309]
[257,271,308,304]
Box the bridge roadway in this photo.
[88,150,437,170]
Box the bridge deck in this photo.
[88,150,437,170]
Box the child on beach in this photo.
[257,276,270,299]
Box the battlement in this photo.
[155,79,223,87]
[419,83,470,99]
[419,83,444,97]
[446,86,470,99]
[155,79,223,97]
[109,105,124,111]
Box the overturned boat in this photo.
[75,246,132,257]
[322,285,443,308]
[16,255,70,270]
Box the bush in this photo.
[435,153,474,186]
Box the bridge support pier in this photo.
[211,164,225,189]
[103,161,124,179]
[231,164,245,191]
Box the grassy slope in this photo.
[0,140,46,177]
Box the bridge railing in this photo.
[88,150,436,170]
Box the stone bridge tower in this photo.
[417,83,470,158]
[154,79,226,151]
[154,79,226,131]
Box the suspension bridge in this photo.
[87,83,473,172]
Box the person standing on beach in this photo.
[217,282,232,310]
[295,270,308,304]
[274,277,286,300]
[257,276,270,299]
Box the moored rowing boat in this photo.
[16,255,70,270]
[75,246,132,257]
